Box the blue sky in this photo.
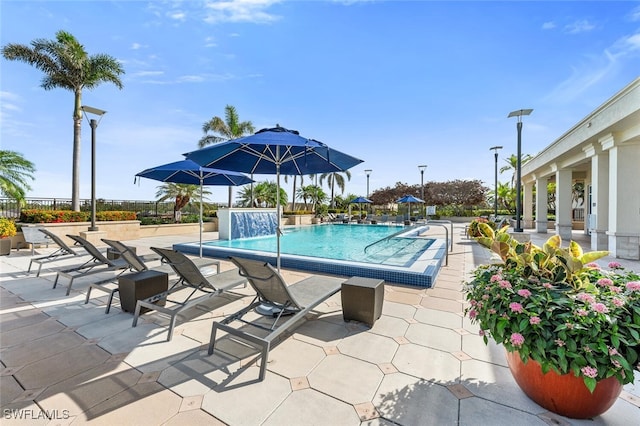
[2,1,640,204]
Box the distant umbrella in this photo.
[396,195,424,221]
[135,159,253,256]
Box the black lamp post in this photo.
[489,146,502,218]
[364,169,372,213]
[80,105,107,232]
[508,109,533,232]
[418,165,427,217]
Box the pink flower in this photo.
[555,339,566,347]
[469,310,477,319]
[581,366,598,378]
[585,262,600,269]
[608,347,619,356]
[543,283,553,289]
[612,298,624,307]
[611,286,622,293]
[626,281,640,292]
[577,293,596,304]
[608,262,622,269]
[597,278,613,287]
[576,309,589,316]
[529,316,541,324]
[478,330,485,336]
[509,302,524,313]
[482,294,490,300]
[488,308,497,314]
[510,333,525,347]
[499,280,512,289]
[490,274,501,282]
[517,289,532,298]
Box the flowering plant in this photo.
[464,225,640,393]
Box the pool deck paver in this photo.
[0,224,638,425]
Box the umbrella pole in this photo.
[199,179,203,257]
[276,146,281,271]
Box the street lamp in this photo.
[508,108,533,232]
[364,169,372,213]
[418,165,427,217]
[80,105,107,232]
[489,146,503,219]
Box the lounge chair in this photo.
[20,226,50,255]
[27,229,85,276]
[207,256,343,381]
[132,247,246,341]
[53,235,130,296]
[85,239,221,314]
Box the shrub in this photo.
[0,218,17,238]
[20,209,136,223]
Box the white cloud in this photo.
[628,5,640,22]
[542,21,556,30]
[131,70,165,78]
[167,10,187,22]
[131,42,147,50]
[204,36,217,47]
[203,0,282,24]
[544,30,640,102]
[564,19,595,34]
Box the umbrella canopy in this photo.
[184,126,364,269]
[396,195,425,221]
[135,159,253,256]
[350,196,372,204]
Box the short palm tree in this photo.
[198,105,254,207]
[2,30,125,211]
[500,153,532,187]
[155,183,210,222]
[0,150,36,205]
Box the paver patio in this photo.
[0,224,638,425]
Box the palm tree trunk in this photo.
[72,94,82,211]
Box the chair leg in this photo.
[208,323,219,355]
[85,286,93,304]
[65,277,75,296]
[132,302,142,328]
[105,288,118,314]
[258,341,270,381]
[166,314,178,342]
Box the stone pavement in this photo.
[0,224,638,425]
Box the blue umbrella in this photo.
[184,126,363,269]
[396,195,424,221]
[135,159,253,256]
[350,196,372,218]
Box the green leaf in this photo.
[584,377,597,393]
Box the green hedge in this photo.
[20,209,137,223]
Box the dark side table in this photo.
[118,270,169,313]
[341,277,385,327]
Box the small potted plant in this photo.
[464,223,640,419]
[0,218,17,255]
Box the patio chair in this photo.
[132,247,246,341]
[27,229,86,277]
[85,239,221,314]
[20,226,50,255]
[207,256,343,381]
[53,235,130,296]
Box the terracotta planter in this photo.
[505,351,623,419]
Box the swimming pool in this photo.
[173,223,447,287]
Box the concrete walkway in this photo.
[0,224,638,425]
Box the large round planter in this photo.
[505,351,623,419]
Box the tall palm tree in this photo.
[2,30,125,211]
[0,150,36,205]
[198,105,254,207]
[319,170,351,207]
[500,153,533,187]
[155,183,210,222]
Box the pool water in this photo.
[174,223,447,287]
[204,223,434,267]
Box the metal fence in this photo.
[0,197,222,219]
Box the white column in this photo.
[555,169,573,241]
[523,182,534,229]
[535,177,548,233]
[590,152,609,250]
[606,141,640,259]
